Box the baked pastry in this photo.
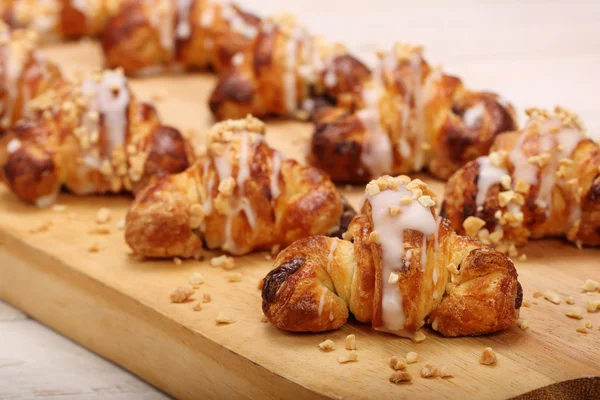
[443,107,600,249]
[208,14,371,120]
[0,0,126,40]
[102,0,261,76]
[309,44,517,183]
[125,115,355,258]
[262,175,522,338]
[0,68,194,206]
[0,24,61,131]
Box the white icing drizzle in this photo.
[357,108,393,177]
[463,102,485,128]
[220,2,257,39]
[231,52,244,66]
[410,52,426,171]
[282,30,301,114]
[176,0,194,39]
[269,152,282,201]
[14,0,59,33]
[148,0,175,52]
[202,160,215,214]
[324,69,337,88]
[1,38,27,127]
[475,156,508,207]
[237,132,250,195]
[420,235,427,272]
[317,287,327,317]
[367,186,437,332]
[200,0,215,27]
[7,138,21,153]
[35,192,57,208]
[432,263,438,285]
[327,240,338,273]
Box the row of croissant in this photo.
[1,2,599,341]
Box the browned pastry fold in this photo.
[0,68,194,206]
[0,24,61,132]
[0,0,126,40]
[209,14,371,120]
[262,175,521,338]
[443,107,600,249]
[102,0,261,76]
[125,115,355,257]
[308,43,517,183]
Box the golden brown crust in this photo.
[125,116,349,257]
[102,0,261,75]
[262,175,521,338]
[442,107,600,248]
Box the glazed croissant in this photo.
[0,24,61,131]
[262,175,522,338]
[309,44,517,183]
[209,14,371,121]
[0,68,194,206]
[0,0,126,40]
[102,0,261,76]
[443,107,600,249]
[125,115,355,258]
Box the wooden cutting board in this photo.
[1,42,599,400]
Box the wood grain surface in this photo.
[1,1,600,398]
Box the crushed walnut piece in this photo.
[565,296,575,305]
[226,272,243,282]
[585,321,593,329]
[88,243,100,253]
[202,293,212,303]
[411,330,426,343]
[517,319,529,330]
[189,204,205,229]
[420,363,438,378]
[257,279,265,290]
[439,366,452,378]
[338,351,358,364]
[463,216,486,238]
[389,206,401,217]
[366,182,380,196]
[389,371,412,384]
[406,352,418,364]
[489,151,508,168]
[500,175,512,190]
[388,272,399,284]
[389,356,406,370]
[369,231,381,243]
[581,279,599,293]
[345,334,357,350]
[575,325,587,334]
[193,302,202,312]
[319,339,336,352]
[218,177,236,196]
[587,300,600,313]
[96,208,111,224]
[446,262,459,275]
[543,291,561,305]
[566,309,584,320]
[211,255,235,269]
[170,286,194,303]
[480,347,497,365]
[216,312,235,324]
[189,272,205,285]
[418,195,435,208]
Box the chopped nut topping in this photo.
[587,300,599,313]
[202,293,212,303]
[500,175,512,190]
[528,153,551,167]
[96,208,111,224]
[366,182,380,196]
[489,229,504,244]
[193,302,202,311]
[216,312,235,324]
[565,296,575,305]
[566,309,583,319]
[489,151,508,168]
[389,356,406,370]
[399,196,413,206]
[389,371,412,383]
[446,263,459,275]
[218,177,236,196]
[543,291,561,305]
[439,365,452,378]
[514,179,531,194]
[517,319,529,330]
[518,254,528,262]
[345,334,357,350]
[406,352,418,364]
[463,216,486,238]
[418,195,435,208]
[226,272,243,282]
[173,257,183,266]
[189,272,205,285]
[319,339,336,351]
[410,188,423,200]
[170,286,194,303]
[480,347,497,365]
[420,363,438,378]
[498,191,515,207]
[369,231,381,244]
[189,204,205,229]
[412,331,426,343]
[389,206,401,216]
[575,325,587,334]
[585,321,593,329]
[338,351,358,363]
[508,244,519,258]
[581,279,599,292]
[388,272,399,284]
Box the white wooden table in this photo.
[1,0,599,398]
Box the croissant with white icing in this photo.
[0,0,126,40]
[208,14,371,121]
[262,175,522,338]
[101,0,261,76]
[443,107,600,249]
[125,115,355,258]
[308,44,517,183]
[0,24,61,131]
[0,68,194,206]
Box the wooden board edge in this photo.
[0,228,328,400]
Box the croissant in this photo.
[125,115,355,258]
[262,175,522,338]
[0,68,194,206]
[0,0,126,39]
[101,0,261,76]
[308,44,517,183]
[208,14,371,121]
[0,24,61,131]
[443,107,600,249]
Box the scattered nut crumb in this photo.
[517,319,529,330]
[389,371,412,383]
[216,312,235,324]
[173,257,183,265]
[389,356,406,370]
[369,231,381,243]
[271,244,281,256]
[480,347,497,365]
[211,255,235,269]
[439,365,453,378]
[116,219,125,230]
[202,293,212,303]
[575,325,587,334]
[463,216,486,238]
[30,221,52,234]
[345,334,357,350]
[518,254,528,262]
[411,331,426,343]
[88,226,110,235]
[338,351,358,364]
[261,315,268,323]
[264,254,273,261]
[566,309,584,319]
[581,279,599,293]
[319,339,336,352]
[257,279,264,290]
[522,301,531,308]
[543,291,561,305]
[226,272,243,282]
[585,320,593,329]
[193,302,202,311]
[420,363,438,378]
[96,208,111,224]
[406,352,418,364]
[533,291,543,298]
[388,272,399,284]
[170,286,194,303]
[188,272,205,285]
[587,300,599,313]
[565,296,575,305]
[88,243,100,253]
[51,204,66,212]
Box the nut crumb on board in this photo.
[543,291,561,305]
[522,301,532,308]
[189,272,205,285]
[406,352,419,364]
[345,334,357,350]
[211,255,235,269]
[585,321,593,329]
[319,340,336,352]
[587,300,600,313]
[533,291,543,298]
[411,330,426,343]
[517,319,529,330]
[338,351,358,364]
[565,309,584,320]
[581,279,599,293]
[193,302,202,312]
[170,286,194,303]
[439,365,453,378]
[420,363,438,378]
[480,347,497,365]
[575,325,587,334]
[88,243,100,253]
[173,257,183,265]
[88,226,110,235]
[257,279,264,290]
[96,207,111,224]
[390,356,406,370]
[51,204,66,212]
[116,219,125,230]
[202,293,212,303]
[226,272,243,282]
[389,371,412,384]
[261,315,268,323]
[216,312,235,324]
[565,296,575,305]
[30,221,52,233]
